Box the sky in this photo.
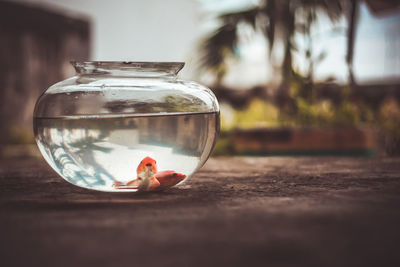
[11,0,400,87]
[354,3,400,83]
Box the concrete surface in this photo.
[1,156,400,267]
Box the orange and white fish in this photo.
[155,170,186,190]
[113,157,186,191]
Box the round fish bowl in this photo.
[33,61,220,192]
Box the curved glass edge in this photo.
[34,78,219,118]
[71,61,185,77]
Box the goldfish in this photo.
[113,156,186,191]
[155,170,186,190]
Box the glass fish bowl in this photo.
[33,61,219,192]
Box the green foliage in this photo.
[211,131,235,156]
[378,98,400,155]
[288,98,361,127]
[220,99,281,131]
[293,99,337,127]
[235,99,281,129]
[216,85,400,156]
[219,92,373,132]
[288,76,369,127]
[379,98,400,133]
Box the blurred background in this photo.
[1,0,400,157]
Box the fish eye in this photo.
[172,173,177,177]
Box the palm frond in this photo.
[219,7,260,29]
[299,0,345,22]
[262,0,276,54]
[200,23,238,71]
[200,7,262,74]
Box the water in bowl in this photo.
[34,112,219,192]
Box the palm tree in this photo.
[346,0,359,87]
[200,0,346,107]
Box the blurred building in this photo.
[0,1,90,144]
